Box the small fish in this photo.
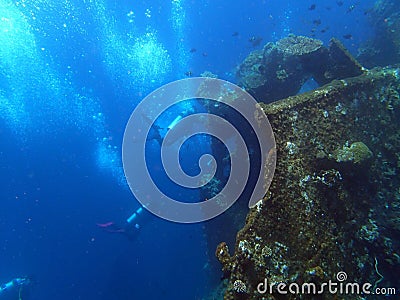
[96,222,114,228]
[202,52,208,57]
[343,34,353,39]
[248,36,263,47]
[364,8,372,16]
[309,4,316,10]
[347,4,355,13]
[189,48,197,53]
[320,27,329,33]
[185,70,193,77]
[313,19,321,26]
[232,31,239,37]
[336,1,344,6]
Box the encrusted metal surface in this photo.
[216,67,400,299]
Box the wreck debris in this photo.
[216,67,400,299]
[236,34,365,103]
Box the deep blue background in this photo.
[0,0,377,299]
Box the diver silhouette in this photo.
[97,206,144,241]
[147,123,164,146]
[96,221,140,241]
[141,114,164,146]
[0,276,32,300]
[142,112,188,147]
[96,221,126,233]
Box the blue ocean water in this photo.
[0,0,378,299]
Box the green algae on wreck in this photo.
[215,67,400,299]
[334,141,373,164]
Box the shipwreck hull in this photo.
[216,67,400,299]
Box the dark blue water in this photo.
[0,0,378,299]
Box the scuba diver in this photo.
[142,104,194,147]
[141,113,165,146]
[146,121,164,146]
[97,206,144,241]
[0,276,31,299]
[101,103,197,240]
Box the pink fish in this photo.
[97,222,126,234]
[96,222,114,228]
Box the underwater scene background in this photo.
[0,0,399,299]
